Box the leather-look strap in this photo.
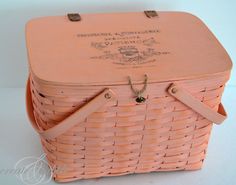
[167,83,227,124]
[26,78,117,139]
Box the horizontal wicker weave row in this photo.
[29,73,229,182]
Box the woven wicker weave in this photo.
[26,73,229,182]
[25,11,232,182]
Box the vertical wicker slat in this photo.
[26,73,229,182]
[25,11,232,183]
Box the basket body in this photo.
[28,73,229,182]
[25,11,232,182]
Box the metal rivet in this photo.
[171,88,178,94]
[104,93,111,99]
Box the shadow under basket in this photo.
[25,11,232,182]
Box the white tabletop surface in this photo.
[0,86,235,185]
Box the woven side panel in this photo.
[30,74,228,182]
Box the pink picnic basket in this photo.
[25,11,232,182]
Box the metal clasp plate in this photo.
[144,10,158,18]
[67,13,81,21]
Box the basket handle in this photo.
[167,83,227,124]
[26,78,117,139]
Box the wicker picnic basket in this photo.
[25,11,232,182]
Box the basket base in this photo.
[52,164,203,183]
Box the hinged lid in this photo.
[26,11,232,85]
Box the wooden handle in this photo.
[26,78,117,139]
[167,83,227,124]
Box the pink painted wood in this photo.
[25,11,232,182]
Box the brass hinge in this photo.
[67,13,81,21]
[144,10,158,18]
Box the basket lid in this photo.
[26,11,232,85]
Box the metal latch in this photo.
[128,74,148,103]
[67,13,81,21]
[144,10,158,18]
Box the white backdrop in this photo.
[0,0,235,87]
